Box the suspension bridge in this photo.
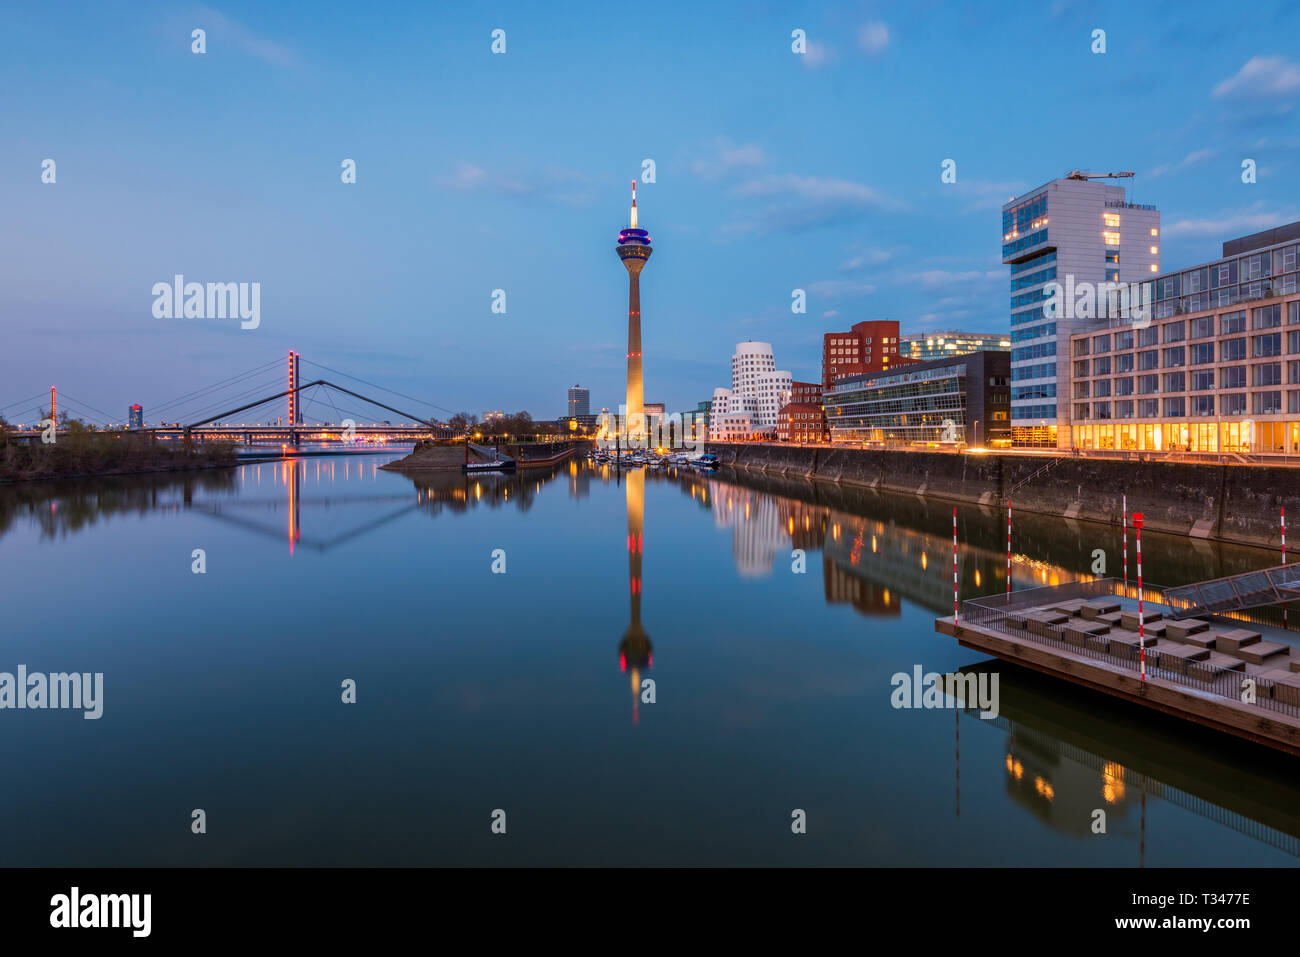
[0,352,460,448]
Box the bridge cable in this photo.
[145,357,284,417]
[298,360,456,416]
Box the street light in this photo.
[974,419,980,449]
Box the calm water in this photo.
[1,455,1298,866]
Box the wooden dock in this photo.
[937,590,1300,757]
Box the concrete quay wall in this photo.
[706,444,1300,551]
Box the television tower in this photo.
[616,180,652,442]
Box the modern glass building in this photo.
[567,384,590,418]
[824,351,1010,447]
[1069,221,1300,454]
[1004,173,1160,448]
[901,331,1010,361]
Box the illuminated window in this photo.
[1103,230,1121,246]
[1150,246,1159,254]
[1103,213,1121,228]
[1150,264,1158,272]
[1151,228,1159,237]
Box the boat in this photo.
[693,453,720,470]
[463,459,516,472]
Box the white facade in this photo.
[1003,175,1160,447]
[711,342,791,438]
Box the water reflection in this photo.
[619,468,652,723]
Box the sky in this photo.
[2,0,1299,425]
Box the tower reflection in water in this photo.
[619,468,652,724]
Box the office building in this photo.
[822,320,913,391]
[901,331,1010,361]
[128,404,143,429]
[1068,221,1300,454]
[709,342,792,440]
[776,380,828,443]
[824,350,1011,447]
[1004,171,1160,448]
[567,384,590,418]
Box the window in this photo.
[1094,401,1112,419]
[1074,360,1089,379]
[1163,397,1185,417]
[1093,357,1111,376]
[1291,302,1300,325]
[1074,382,1090,399]
[1254,304,1282,329]
[1162,346,1185,367]
[1221,310,1246,334]
[1191,395,1215,416]
[1115,377,1134,395]
[1253,391,1283,415]
[1291,390,1300,415]
[1191,370,1215,391]
[1138,374,1159,394]
[1190,315,1214,338]
[1092,334,1111,353]
[1139,398,1159,418]
[1163,372,1186,392]
[1074,339,1090,357]
[1190,343,1214,365]
[1094,379,1111,397]
[1115,330,1134,350]
[1116,353,1134,373]
[1223,366,1247,389]
[1138,326,1159,347]
[1254,362,1282,387]
[1163,321,1186,343]
[1139,350,1159,371]
[1254,333,1282,357]
[1117,399,1135,419]
[1222,338,1247,361]
[1291,330,1300,355]
[1224,393,1247,416]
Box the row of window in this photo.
[1077,392,1295,419]
[1012,362,1056,381]
[1077,333,1300,376]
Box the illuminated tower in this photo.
[616,181,652,442]
[619,468,652,723]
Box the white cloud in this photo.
[724,174,902,234]
[858,22,890,56]
[193,5,300,68]
[689,138,766,180]
[1163,205,1296,237]
[1213,56,1300,100]
[838,247,897,271]
[1151,148,1215,177]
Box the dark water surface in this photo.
[1,455,1297,865]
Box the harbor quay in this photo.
[936,578,1300,757]
[705,443,1299,550]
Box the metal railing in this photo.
[959,578,1300,719]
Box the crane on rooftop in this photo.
[1065,169,1135,180]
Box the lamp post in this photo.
[974,419,980,449]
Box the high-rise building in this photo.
[822,320,914,391]
[567,384,590,418]
[616,181,652,440]
[901,331,1010,361]
[128,404,143,429]
[1003,171,1160,447]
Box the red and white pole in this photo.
[953,507,959,623]
[1135,512,1145,683]
[1006,500,1012,595]
[1122,493,1128,593]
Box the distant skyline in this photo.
[3,1,1299,421]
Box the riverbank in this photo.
[0,433,237,483]
[708,443,1298,550]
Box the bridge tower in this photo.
[288,351,297,427]
[50,386,56,424]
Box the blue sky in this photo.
[2,0,1298,423]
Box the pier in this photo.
[936,579,1300,757]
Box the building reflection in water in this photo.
[618,468,652,724]
[954,663,1300,862]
